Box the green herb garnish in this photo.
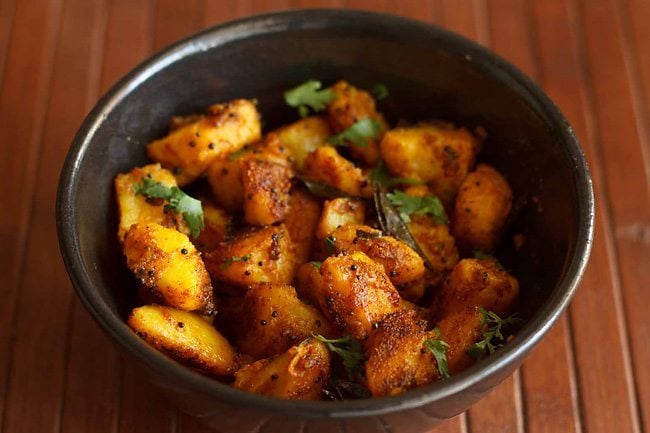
[385,190,447,224]
[327,118,381,147]
[220,254,251,271]
[284,80,335,117]
[467,307,521,361]
[228,147,250,161]
[310,261,323,269]
[423,327,450,379]
[135,177,204,238]
[473,250,495,260]
[370,160,425,187]
[324,236,337,255]
[371,84,389,100]
[314,334,365,378]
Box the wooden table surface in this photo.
[1,0,649,432]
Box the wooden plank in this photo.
[386,0,439,22]
[154,0,202,51]
[0,0,64,431]
[577,0,650,429]
[0,0,17,88]
[292,0,343,7]
[531,1,641,433]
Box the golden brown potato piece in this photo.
[234,337,330,400]
[327,81,389,166]
[302,146,372,198]
[294,261,325,306]
[316,198,365,239]
[273,116,331,169]
[452,163,512,252]
[235,283,336,359]
[114,164,188,242]
[193,204,231,252]
[128,305,237,376]
[437,258,519,318]
[364,310,440,397]
[317,251,401,340]
[380,123,480,204]
[147,99,261,186]
[123,223,215,314]
[284,189,322,263]
[436,308,483,374]
[408,215,459,274]
[241,154,294,226]
[400,299,431,325]
[204,224,297,290]
[330,224,425,288]
[205,155,245,212]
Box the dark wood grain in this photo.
[0,0,17,88]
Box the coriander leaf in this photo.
[314,334,365,378]
[327,118,381,147]
[371,84,389,101]
[424,327,450,379]
[310,261,323,269]
[228,147,250,161]
[385,190,447,224]
[467,307,521,361]
[220,254,251,271]
[284,80,335,117]
[370,160,426,188]
[473,249,495,260]
[324,236,337,255]
[135,178,204,238]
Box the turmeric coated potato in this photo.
[147,99,261,186]
[380,123,480,204]
[235,283,336,359]
[316,198,366,239]
[330,224,425,288]
[327,81,388,166]
[234,337,330,400]
[123,223,215,314]
[204,224,297,290]
[193,204,231,252]
[364,310,440,397]
[302,146,372,198]
[437,258,519,319]
[294,261,325,306]
[436,308,484,374]
[452,163,513,252]
[114,164,187,242]
[240,153,294,225]
[205,156,244,212]
[317,251,401,340]
[128,305,237,376]
[408,214,459,274]
[273,116,331,169]
[284,189,322,263]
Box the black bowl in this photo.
[56,9,594,433]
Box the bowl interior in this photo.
[58,10,591,418]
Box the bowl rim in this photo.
[56,8,594,418]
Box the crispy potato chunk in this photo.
[316,198,365,239]
[114,164,187,242]
[436,308,483,374]
[380,123,480,204]
[437,258,519,318]
[408,215,459,273]
[317,251,401,340]
[123,223,214,314]
[364,311,440,397]
[204,224,297,289]
[241,154,294,226]
[284,189,322,263]
[147,99,261,186]
[205,156,244,212]
[194,204,231,252]
[400,299,431,325]
[234,338,330,400]
[302,146,372,198]
[128,305,237,376]
[294,262,325,306]
[452,163,512,252]
[327,81,388,166]
[330,224,425,287]
[235,283,336,359]
[273,116,331,169]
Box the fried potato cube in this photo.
[327,81,389,166]
[364,310,440,397]
[380,123,480,204]
[241,155,294,225]
[316,198,365,239]
[408,215,459,273]
[400,299,431,325]
[235,283,336,359]
[206,156,244,212]
[284,189,322,263]
[294,262,325,306]
[147,99,261,186]
[436,308,484,375]
[452,163,513,252]
[194,204,231,252]
[123,223,215,314]
[204,224,297,289]
[234,337,330,400]
[302,146,372,198]
[128,305,237,376]
[114,163,188,242]
[317,251,401,339]
[273,116,331,169]
[437,258,519,318]
[330,224,425,287]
